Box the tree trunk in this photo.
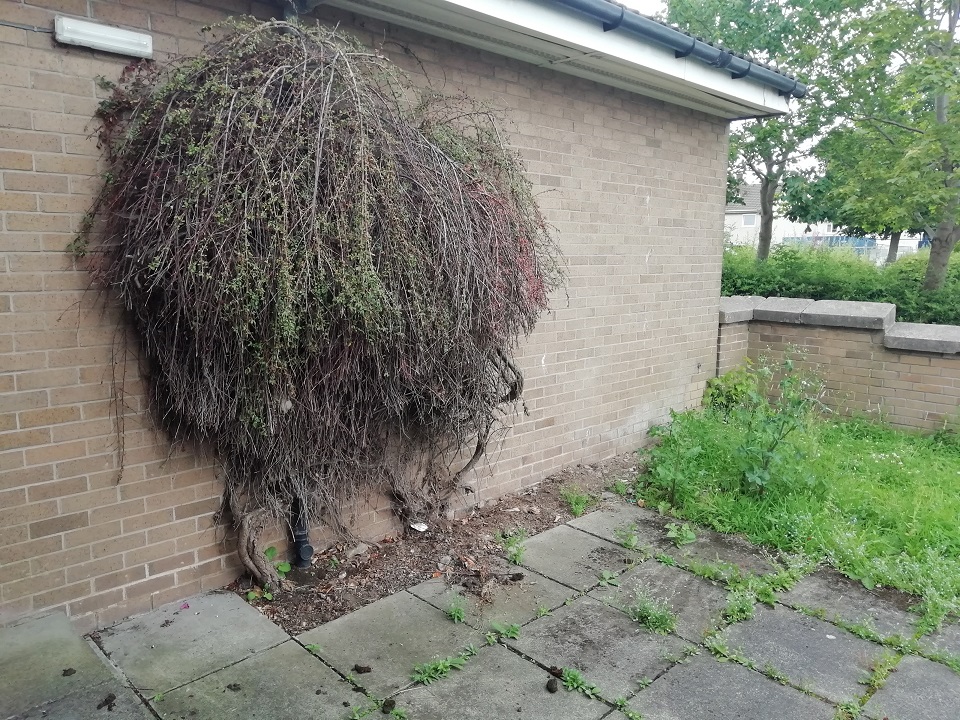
[921,219,958,291]
[885,230,902,265]
[757,176,777,261]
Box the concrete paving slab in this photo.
[919,620,960,657]
[97,591,288,694]
[520,524,637,592]
[408,568,572,630]
[801,300,895,330]
[862,654,960,720]
[589,560,729,642]
[507,595,687,699]
[780,568,919,638]
[396,643,608,720]
[297,591,480,697]
[10,679,153,720]
[0,610,115,718]
[669,526,776,576]
[151,640,357,720]
[625,655,835,720]
[722,604,886,703]
[567,503,668,549]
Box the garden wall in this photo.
[718,297,960,430]
[0,1,727,629]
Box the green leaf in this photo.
[275,561,292,574]
[264,546,278,561]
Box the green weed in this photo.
[560,485,596,517]
[664,522,696,547]
[495,528,527,566]
[597,569,620,587]
[560,668,601,699]
[626,592,677,634]
[446,600,466,624]
[723,589,756,623]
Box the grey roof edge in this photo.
[722,296,960,355]
[551,0,807,99]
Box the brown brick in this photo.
[0,150,34,170]
[0,191,39,210]
[2,171,69,193]
[146,550,196,577]
[68,588,123,617]
[0,427,51,451]
[91,530,145,559]
[26,476,89,503]
[29,511,88,538]
[173,497,220,520]
[124,572,176,600]
[93,564,146,592]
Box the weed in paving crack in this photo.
[861,651,900,691]
[560,668,601,699]
[614,524,642,550]
[410,645,477,685]
[536,605,552,618]
[495,528,527,565]
[723,589,756,623]
[833,700,862,719]
[665,523,697,547]
[597,569,620,587]
[626,592,677,634]
[446,599,466,624]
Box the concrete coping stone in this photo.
[884,321,960,354]
[800,299,896,331]
[752,296,814,324]
[718,295,765,324]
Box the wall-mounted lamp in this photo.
[54,16,153,59]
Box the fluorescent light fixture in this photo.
[54,16,153,58]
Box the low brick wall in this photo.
[718,297,960,430]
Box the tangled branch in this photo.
[80,19,563,585]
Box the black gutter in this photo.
[550,0,807,99]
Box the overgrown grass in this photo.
[641,369,960,632]
[722,245,960,325]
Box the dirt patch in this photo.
[228,452,641,634]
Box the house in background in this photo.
[0,0,800,629]
[724,184,919,263]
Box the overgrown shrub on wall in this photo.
[76,19,563,586]
[722,245,960,325]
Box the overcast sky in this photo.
[624,0,666,17]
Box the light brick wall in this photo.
[747,322,960,431]
[717,322,750,376]
[1,0,728,630]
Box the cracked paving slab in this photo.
[96,591,288,695]
[506,595,687,700]
[297,590,480,697]
[780,568,920,639]
[721,604,888,704]
[589,559,729,642]
[396,643,608,720]
[519,524,638,592]
[407,567,571,630]
[625,654,835,720]
[862,654,960,720]
[0,610,120,718]
[150,640,358,720]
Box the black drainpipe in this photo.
[291,496,314,569]
[550,0,807,99]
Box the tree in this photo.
[781,129,926,264]
[665,0,844,260]
[824,0,960,288]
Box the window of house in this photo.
[742,214,757,227]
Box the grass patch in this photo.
[560,484,596,517]
[641,362,960,631]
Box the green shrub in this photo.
[721,245,960,325]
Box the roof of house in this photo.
[725,184,762,214]
[324,0,798,119]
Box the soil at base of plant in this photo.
[227,452,641,634]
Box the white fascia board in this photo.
[329,0,789,117]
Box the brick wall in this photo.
[717,322,749,375]
[716,298,960,431]
[1,0,728,630]
[747,322,960,430]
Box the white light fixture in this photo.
[54,16,153,59]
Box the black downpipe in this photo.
[291,497,314,569]
[550,0,807,99]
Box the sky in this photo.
[624,0,666,17]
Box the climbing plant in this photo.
[78,19,563,586]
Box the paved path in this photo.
[3,501,959,719]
